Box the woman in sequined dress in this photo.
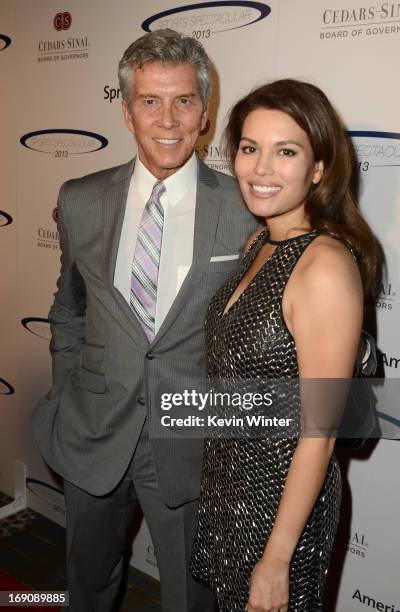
[190,80,377,611]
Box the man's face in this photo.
[122,61,208,180]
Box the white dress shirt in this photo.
[114,153,198,333]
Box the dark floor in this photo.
[0,491,161,611]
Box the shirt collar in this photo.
[133,152,197,206]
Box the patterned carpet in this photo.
[0,491,161,611]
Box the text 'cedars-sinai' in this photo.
[38,37,89,52]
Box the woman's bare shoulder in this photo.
[295,233,362,296]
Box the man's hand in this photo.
[246,556,289,612]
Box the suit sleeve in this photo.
[48,182,86,391]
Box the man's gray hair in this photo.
[118,29,212,109]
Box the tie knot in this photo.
[151,181,166,203]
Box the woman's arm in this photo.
[247,238,363,612]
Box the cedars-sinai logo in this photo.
[20,129,108,157]
[54,12,72,31]
[0,35,12,51]
[142,2,271,38]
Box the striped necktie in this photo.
[130,181,166,341]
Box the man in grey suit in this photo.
[32,29,257,611]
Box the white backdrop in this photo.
[1,1,399,608]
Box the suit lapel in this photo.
[102,158,149,348]
[153,160,221,345]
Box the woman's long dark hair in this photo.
[225,79,377,293]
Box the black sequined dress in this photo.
[190,228,342,611]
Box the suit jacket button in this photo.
[146,351,155,360]
[138,397,146,405]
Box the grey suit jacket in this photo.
[31,156,258,506]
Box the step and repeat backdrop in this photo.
[1,1,399,609]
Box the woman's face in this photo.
[234,108,323,223]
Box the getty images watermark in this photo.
[148,377,388,440]
[159,388,293,430]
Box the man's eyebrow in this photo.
[138,93,197,98]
